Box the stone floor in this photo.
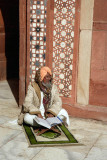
[0,80,107,160]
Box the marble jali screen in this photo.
[29,0,76,98]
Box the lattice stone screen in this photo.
[52,0,76,97]
[29,0,47,82]
[29,0,76,98]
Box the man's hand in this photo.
[37,113,43,118]
[47,113,54,118]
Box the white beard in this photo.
[42,81,51,88]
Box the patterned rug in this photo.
[23,123,79,147]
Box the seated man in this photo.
[18,66,70,127]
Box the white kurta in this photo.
[24,91,70,126]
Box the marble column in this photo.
[77,0,94,105]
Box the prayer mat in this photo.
[23,123,79,147]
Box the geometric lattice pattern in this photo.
[52,0,76,97]
[29,0,47,82]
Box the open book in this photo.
[34,116,62,129]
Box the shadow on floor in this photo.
[7,78,19,105]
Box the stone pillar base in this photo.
[63,104,107,122]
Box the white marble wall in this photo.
[77,0,94,105]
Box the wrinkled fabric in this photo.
[22,85,70,126]
[24,113,37,126]
[18,83,62,125]
[40,91,45,119]
[58,109,70,126]
[18,66,70,126]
